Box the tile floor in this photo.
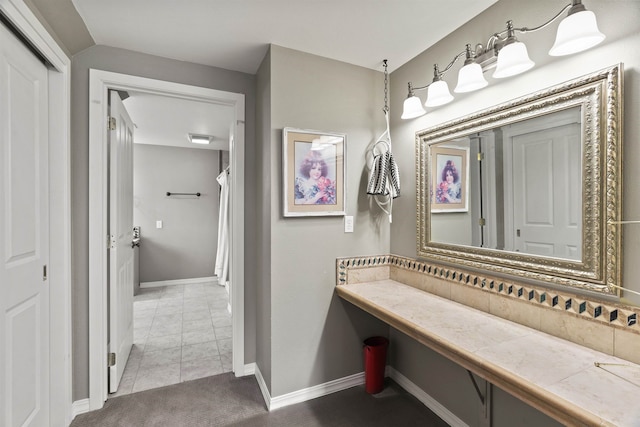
[111,281,232,397]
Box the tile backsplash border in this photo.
[336,254,640,335]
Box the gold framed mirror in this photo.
[417,64,623,295]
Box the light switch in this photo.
[344,216,354,233]
[156,220,163,229]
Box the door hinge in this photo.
[108,116,116,130]
[108,352,116,367]
[479,217,486,226]
[477,152,485,161]
[43,265,47,281]
[109,235,116,249]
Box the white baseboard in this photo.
[387,366,468,427]
[71,398,91,419]
[140,276,216,288]
[250,364,464,424]
[254,364,365,411]
[270,371,365,411]
[253,364,272,410]
[242,363,256,376]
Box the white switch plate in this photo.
[156,220,163,229]
[344,216,354,233]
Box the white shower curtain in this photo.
[215,167,230,287]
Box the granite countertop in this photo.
[337,279,640,427]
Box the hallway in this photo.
[112,281,232,396]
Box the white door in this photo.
[108,91,135,393]
[0,23,50,426]
[511,123,581,259]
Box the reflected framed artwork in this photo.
[283,128,346,217]
[430,145,469,213]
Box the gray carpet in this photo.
[70,373,450,426]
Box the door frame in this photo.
[88,70,245,409]
[0,0,72,425]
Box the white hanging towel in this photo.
[215,167,230,287]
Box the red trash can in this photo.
[363,336,388,394]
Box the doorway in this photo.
[88,70,246,410]
[115,90,234,395]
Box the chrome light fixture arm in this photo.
[407,48,467,93]
[483,2,573,47]
[516,3,574,35]
[437,49,469,78]
[406,47,468,93]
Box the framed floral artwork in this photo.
[283,128,346,217]
[430,145,469,213]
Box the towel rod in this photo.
[166,192,201,197]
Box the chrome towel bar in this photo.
[166,192,201,197]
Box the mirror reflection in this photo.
[430,106,582,261]
[416,64,622,294]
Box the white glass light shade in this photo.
[454,62,488,93]
[401,96,426,120]
[549,10,605,56]
[493,41,535,79]
[425,80,454,107]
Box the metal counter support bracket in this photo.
[468,370,492,426]
[468,370,485,405]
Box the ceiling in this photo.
[37,1,499,152]
[70,0,498,74]
[122,92,234,151]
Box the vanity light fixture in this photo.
[401,0,605,120]
[454,44,489,93]
[401,83,428,120]
[492,21,535,79]
[425,64,455,107]
[188,133,213,145]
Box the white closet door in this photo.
[0,22,50,427]
[108,91,135,393]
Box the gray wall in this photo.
[388,0,640,425]
[71,45,257,400]
[23,0,93,56]
[133,144,220,283]
[255,47,273,389]
[257,45,392,397]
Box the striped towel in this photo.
[367,151,400,198]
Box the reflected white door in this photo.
[511,123,581,259]
[0,23,50,426]
[108,91,135,393]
